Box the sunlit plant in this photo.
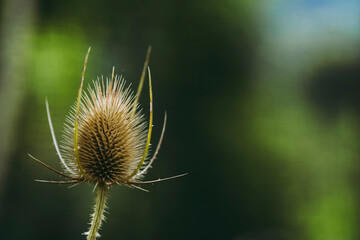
[29,47,185,240]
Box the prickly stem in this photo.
[86,185,108,240]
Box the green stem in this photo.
[86,185,108,240]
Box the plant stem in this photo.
[86,184,108,240]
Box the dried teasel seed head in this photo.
[61,77,148,185]
[30,47,187,240]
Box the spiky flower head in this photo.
[62,77,148,185]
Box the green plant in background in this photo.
[29,47,186,240]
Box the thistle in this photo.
[30,47,186,240]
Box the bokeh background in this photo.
[0,0,360,239]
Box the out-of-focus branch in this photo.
[0,0,37,210]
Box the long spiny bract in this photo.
[131,46,151,117]
[45,99,75,175]
[121,67,153,181]
[74,47,92,179]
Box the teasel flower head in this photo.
[62,74,149,185]
[30,47,186,240]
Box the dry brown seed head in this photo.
[61,76,148,185]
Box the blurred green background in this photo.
[0,0,359,239]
